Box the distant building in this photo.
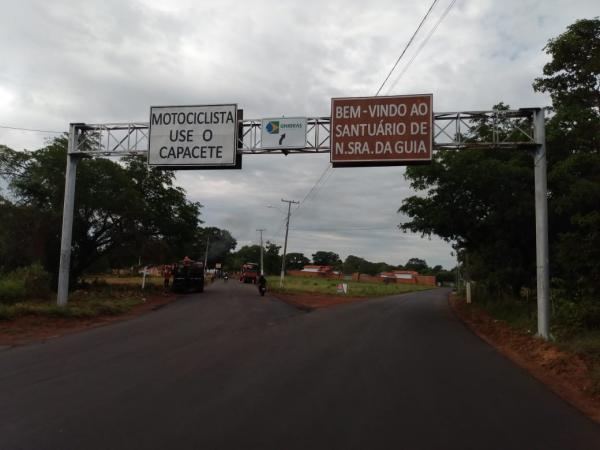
[301,265,333,274]
[378,270,435,286]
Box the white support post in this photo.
[466,281,472,304]
[57,124,80,306]
[257,229,265,275]
[141,266,148,290]
[533,108,550,339]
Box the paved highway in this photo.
[1,282,599,449]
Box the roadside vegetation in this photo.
[471,290,600,394]
[0,264,157,321]
[398,19,600,392]
[267,275,432,297]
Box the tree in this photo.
[191,227,237,267]
[343,255,367,274]
[264,242,282,275]
[342,255,389,275]
[533,18,600,297]
[404,258,429,273]
[227,245,260,272]
[1,138,203,287]
[398,106,537,295]
[399,18,600,298]
[312,251,342,267]
[0,196,52,272]
[286,252,309,270]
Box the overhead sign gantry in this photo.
[57,95,551,340]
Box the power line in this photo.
[293,164,331,216]
[294,167,335,218]
[386,0,457,94]
[374,0,439,96]
[292,168,333,219]
[276,2,441,232]
[290,225,398,232]
[0,125,64,134]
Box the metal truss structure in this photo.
[59,107,549,341]
[69,109,537,156]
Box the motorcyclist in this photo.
[258,274,267,295]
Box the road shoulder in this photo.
[0,292,179,349]
[450,294,600,424]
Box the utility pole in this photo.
[57,124,81,306]
[533,108,550,339]
[280,198,299,287]
[257,229,266,275]
[203,236,210,274]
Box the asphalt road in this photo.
[1,282,600,450]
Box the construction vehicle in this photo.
[240,263,259,284]
[171,258,204,293]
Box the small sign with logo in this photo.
[261,117,307,149]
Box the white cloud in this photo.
[1,0,597,269]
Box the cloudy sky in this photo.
[1,0,597,269]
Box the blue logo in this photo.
[266,121,279,134]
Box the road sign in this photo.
[261,117,307,149]
[330,94,433,167]
[148,104,238,168]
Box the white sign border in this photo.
[148,103,238,167]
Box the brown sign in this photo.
[330,94,433,166]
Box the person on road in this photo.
[258,274,267,296]
[163,264,172,290]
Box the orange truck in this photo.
[240,263,259,284]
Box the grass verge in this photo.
[266,275,432,297]
[0,287,148,321]
[466,295,600,398]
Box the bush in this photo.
[552,299,600,339]
[0,264,52,303]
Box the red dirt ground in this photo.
[450,295,600,424]
[271,292,369,311]
[0,292,178,347]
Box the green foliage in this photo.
[312,251,342,268]
[267,275,431,297]
[400,19,600,300]
[0,140,205,288]
[0,296,141,321]
[404,258,428,273]
[286,252,310,270]
[190,227,237,267]
[227,244,260,272]
[400,134,536,294]
[0,263,51,303]
[225,242,281,275]
[342,255,395,276]
[533,18,600,298]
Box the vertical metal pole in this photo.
[279,199,299,288]
[57,124,79,306]
[257,229,265,275]
[204,236,210,273]
[533,108,550,339]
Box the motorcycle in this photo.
[223,274,229,282]
[258,284,267,296]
